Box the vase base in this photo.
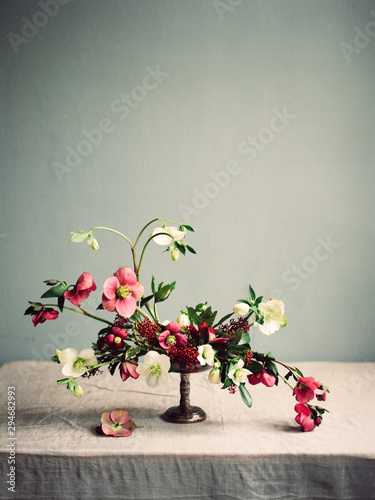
[161,406,207,424]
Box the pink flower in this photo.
[247,370,277,387]
[64,272,97,306]
[260,370,277,387]
[104,327,128,349]
[294,403,316,432]
[32,308,59,327]
[100,409,137,437]
[102,267,144,318]
[293,376,322,404]
[120,360,140,381]
[158,322,187,350]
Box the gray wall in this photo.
[1,0,374,365]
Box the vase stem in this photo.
[179,373,191,413]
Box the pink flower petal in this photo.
[115,267,137,286]
[117,428,133,437]
[101,423,116,436]
[111,327,128,339]
[175,333,188,347]
[110,409,130,425]
[166,322,181,334]
[115,296,137,318]
[129,281,145,301]
[102,294,117,312]
[103,276,119,299]
[101,411,113,426]
[76,272,96,291]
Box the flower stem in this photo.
[135,306,152,321]
[44,304,112,325]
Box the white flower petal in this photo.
[58,348,78,365]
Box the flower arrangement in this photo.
[25,218,329,432]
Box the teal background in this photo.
[1,0,374,365]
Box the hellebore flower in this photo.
[293,376,322,404]
[294,404,316,432]
[197,344,216,366]
[101,409,137,437]
[56,347,97,377]
[233,303,250,317]
[120,360,139,381]
[136,351,170,388]
[254,299,287,336]
[102,267,144,318]
[149,226,186,246]
[260,370,277,387]
[208,362,222,384]
[158,322,188,350]
[64,272,97,306]
[228,359,251,386]
[32,308,59,327]
[104,327,128,349]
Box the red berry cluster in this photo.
[168,346,199,367]
[244,350,253,366]
[136,318,160,341]
[218,318,251,338]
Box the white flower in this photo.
[227,359,251,386]
[176,314,190,328]
[197,344,215,366]
[56,348,97,378]
[208,362,221,384]
[136,351,170,388]
[233,303,250,317]
[255,299,287,336]
[149,226,186,246]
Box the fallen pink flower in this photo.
[64,272,97,306]
[120,360,139,381]
[100,409,138,437]
[102,267,144,318]
[32,308,59,327]
[293,376,322,404]
[294,403,316,432]
[158,322,187,350]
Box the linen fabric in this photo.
[0,361,374,499]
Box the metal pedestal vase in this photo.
[161,370,206,424]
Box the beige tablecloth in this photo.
[1,361,374,499]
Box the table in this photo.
[1,361,374,499]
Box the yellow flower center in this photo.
[73,357,86,369]
[149,364,162,375]
[114,336,122,344]
[116,285,131,299]
[166,335,177,346]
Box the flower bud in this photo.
[314,416,322,426]
[71,383,84,398]
[233,303,250,317]
[176,314,189,328]
[171,248,180,261]
[43,280,60,286]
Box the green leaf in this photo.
[186,244,196,254]
[265,360,279,378]
[293,366,304,378]
[249,284,256,302]
[51,355,60,363]
[239,383,253,408]
[140,294,154,308]
[181,224,194,232]
[221,377,233,389]
[247,361,264,373]
[41,282,68,299]
[57,378,70,385]
[186,306,201,326]
[155,282,176,302]
[125,346,141,360]
[238,331,251,345]
[151,275,156,294]
[214,312,233,327]
[70,230,89,243]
